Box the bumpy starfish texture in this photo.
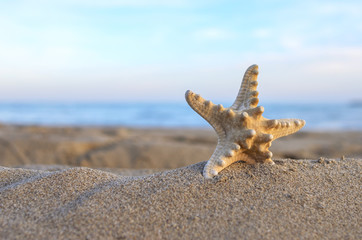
[185,64,306,179]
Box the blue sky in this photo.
[0,0,361,103]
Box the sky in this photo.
[0,0,361,103]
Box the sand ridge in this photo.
[0,158,361,239]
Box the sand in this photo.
[0,159,361,239]
[0,125,361,239]
[0,125,361,169]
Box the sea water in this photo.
[0,102,360,130]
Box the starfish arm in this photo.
[203,142,227,179]
[185,90,226,140]
[265,118,306,139]
[230,64,260,111]
[203,141,251,179]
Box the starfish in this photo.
[185,64,306,179]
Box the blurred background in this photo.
[0,0,361,129]
[0,0,362,170]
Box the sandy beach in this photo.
[1,0,361,238]
[0,125,361,169]
[0,125,361,239]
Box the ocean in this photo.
[0,102,361,130]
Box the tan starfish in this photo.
[185,64,306,179]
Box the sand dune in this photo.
[1,158,361,239]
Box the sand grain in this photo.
[0,158,361,239]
